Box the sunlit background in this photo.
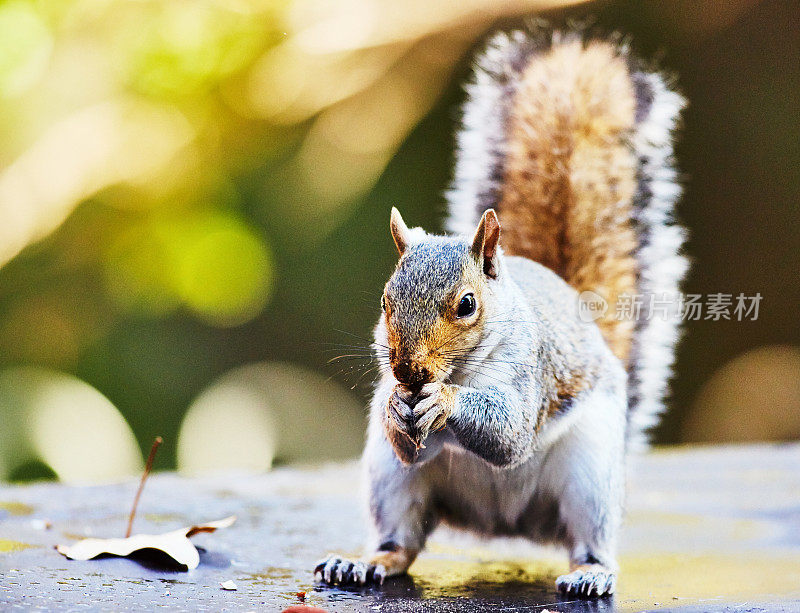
[0,0,797,482]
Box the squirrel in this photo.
[314,28,686,598]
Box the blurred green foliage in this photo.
[0,0,798,479]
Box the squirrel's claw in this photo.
[354,561,373,585]
[314,554,381,586]
[335,560,354,584]
[313,557,326,577]
[556,568,616,598]
[321,555,342,584]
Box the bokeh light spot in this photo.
[684,345,800,442]
[172,213,273,327]
[103,211,273,326]
[177,361,364,476]
[177,373,277,476]
[0,367,142,482]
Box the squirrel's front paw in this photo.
[313,554,385,586]
[412,382,454,440]
[385,386,420,463]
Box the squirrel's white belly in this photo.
[419,378,626,543]
[420,437,553,537]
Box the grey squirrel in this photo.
[315,28,686,598]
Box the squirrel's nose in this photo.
[392,359,432,387]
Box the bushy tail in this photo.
[446,29,687,448]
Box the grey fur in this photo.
[386,238,470,343]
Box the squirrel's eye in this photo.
[456,293,476,318]
[381,295,387,311]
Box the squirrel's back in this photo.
[446,29,687,447]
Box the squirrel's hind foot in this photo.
[313,554,386,586]
[313,547,416,586]
[556,564,616,598]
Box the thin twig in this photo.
[126,436,162,538]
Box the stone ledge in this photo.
[1,444,799,612]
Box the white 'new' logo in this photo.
[578,291,608,322]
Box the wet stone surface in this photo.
[1,444,799,612]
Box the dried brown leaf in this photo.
[56,516,235,570]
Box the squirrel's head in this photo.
[381,207,501,390]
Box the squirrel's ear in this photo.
[471,209,501,278]
[390,207,411,256]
